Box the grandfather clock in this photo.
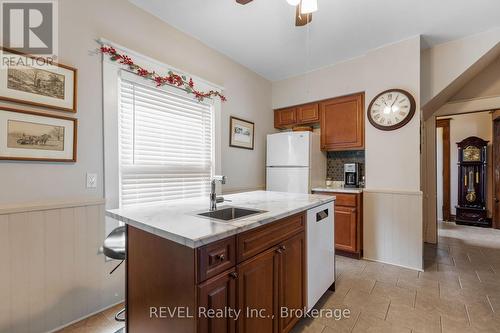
[455,137,489,227]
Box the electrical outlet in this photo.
[86,173,97,189]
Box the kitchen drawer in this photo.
[334,193,357,207]
[237,212,305,263]
[312,191,357,207]
[197,236,236,282]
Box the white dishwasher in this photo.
[306,201,335,311]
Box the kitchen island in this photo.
[107,190,335,333]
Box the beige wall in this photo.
[421,28,500,108]
[273,37,423,270]
[451,56,500,102]
[0,0,273,205]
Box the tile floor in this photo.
[293,221,500,333]
[59,221,500,333]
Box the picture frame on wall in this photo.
[0,107,77,162]
[229,116,254,150]
[0,47,77,112]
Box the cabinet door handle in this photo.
[216,254,225,261]
[279,245,286,251]
[229,272,238,279]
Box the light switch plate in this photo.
[86,173,97,189]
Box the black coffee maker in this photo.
[344,163,360,188]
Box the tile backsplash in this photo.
[327,150,365,181]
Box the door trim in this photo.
[493,111,500,229]
[436,118,451,222]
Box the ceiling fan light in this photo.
[286,0,301,6]
[300,0,317,14]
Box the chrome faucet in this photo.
[210,175,227,211]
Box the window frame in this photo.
[102,41,222,231]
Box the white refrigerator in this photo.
[266,131,326,193]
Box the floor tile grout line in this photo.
[486,295,495,313]
[384,300,391,321]
[349,310,361,333]
[464,303,472,327]
[458,275,463,289]
[475,270,482,282]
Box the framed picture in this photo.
[0,107,77,162]
[0,47,77,112]
[230,116,254,150]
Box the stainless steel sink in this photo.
[197,206,266,222]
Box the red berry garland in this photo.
[100,45,227,102]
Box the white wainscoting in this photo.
[0,200,124,333]
[363,189,423,271]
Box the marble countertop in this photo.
[106,190,335,248]
[312,187,364,194]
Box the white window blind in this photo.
[119,77,214,207]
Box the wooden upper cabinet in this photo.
[320,93,365,151]
[296,103,319,124]
[274,108,296,129]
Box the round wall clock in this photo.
[367,89,416,131]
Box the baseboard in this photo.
[362,257,424,272]
[46,299,124,333]
[336,249,362,259]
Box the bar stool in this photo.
[103,226,126,325]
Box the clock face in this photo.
[463,146,481,162]
[368,89,416,131]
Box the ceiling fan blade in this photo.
[236,0,253,4]
[295,5,312,26]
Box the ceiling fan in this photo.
[236,0,317,27]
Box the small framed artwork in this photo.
[0,107,77,162]
[230,116,254,150]
[0,47,77,112]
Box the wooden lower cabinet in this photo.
[278,233,305,333]
[237,246,280,333]
[334,206,357,253]
[198,269,237,333]
[126,213,306,333]
[311,191,363,258]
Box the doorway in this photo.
[436,119,451,222]
[435,111,494,229]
